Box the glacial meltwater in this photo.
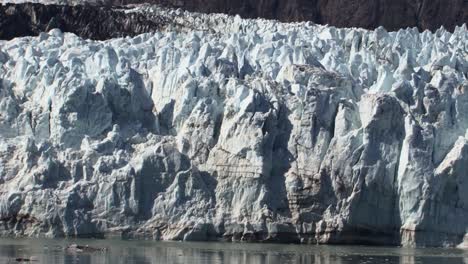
[0,238,466,264]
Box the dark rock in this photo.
[0,3,168,40]
[0,0,466,41]
[112,0,467,31]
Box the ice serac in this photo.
[0,9,467,247]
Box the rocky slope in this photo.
[1,0,468,32]
[0,8,467,247]
[116,0,468,32]
[0,3,168,40]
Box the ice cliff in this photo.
[0,7,467,247]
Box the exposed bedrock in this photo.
[7,0,465,32]
[0,3,169,40]
[117,0,468,31]
[1,0,468,41]
[0,9,467,247]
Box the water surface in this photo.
[0,238,467,264]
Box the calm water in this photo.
[0,238,467,264]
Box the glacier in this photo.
[0,7,467,247]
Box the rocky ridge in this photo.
[1,0,467,32]
[0,9,467,247]
[0,3,169,40]
[110,0,468,32]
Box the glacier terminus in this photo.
[0,6,467,248]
